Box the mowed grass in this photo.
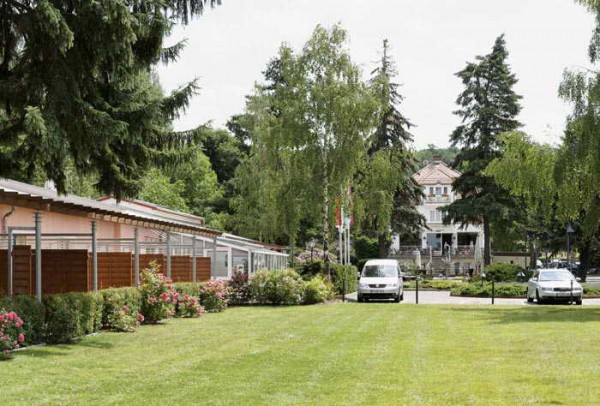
[3,304,600,405]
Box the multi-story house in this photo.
[412,157,483,255]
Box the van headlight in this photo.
[359,282,369,289]
[388,283,398,288]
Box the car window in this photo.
[362,265,398,278]
[539,271,574,281]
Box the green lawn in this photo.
[3,304,600,405]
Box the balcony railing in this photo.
[424,195,451,203]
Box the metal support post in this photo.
[338,226,344,266]
[134,227,140,287]
[35,212,42,301]
[192,236,197,283]
[91,220,98,292]
[491,280,495,305]
[166,231,172,278]
[211,236,217,279]
[7,228,13,297]
[416,278,419,304]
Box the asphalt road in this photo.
[345,290,600,305]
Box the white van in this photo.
[357,259,403,303]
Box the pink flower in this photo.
[15,319,23,328]
[216,291,223,299]
[17,333,25,343]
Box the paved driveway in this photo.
[345,290,600,305]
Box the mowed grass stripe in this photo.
[3,305,600,405]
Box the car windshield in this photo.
[539,271,574,281]
[362,265,398,278]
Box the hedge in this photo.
[483,263,531,282]
[450,282,526,298]
[295,261,357,294]
[404,280,464,290]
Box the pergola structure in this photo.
[0,179,222,299]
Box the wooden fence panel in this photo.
[13,246,32,295]
[171,256,192,282]
[97,253,133,289]
[0,250,7,295]
[196,257,211,281]
[139,254,165,274]
[39,250,89,294]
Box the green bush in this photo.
[582,285,600,297]
[304,275,334,304]
[140,265,177,323]
[42,294,82,344]
[173,282,202,297]
[99,287,142,328]
[331,264,358,294]
[354,236,378,263]
[295,260,325,280]
[0,295,45,345]
[484,263,530,282]
[450,282,526,297]
[198,280,231,312]
[404,280,464,290]
[249,269,305,305]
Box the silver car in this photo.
[527,268,582,305]
[357,259,403,303]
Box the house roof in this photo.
[413,161,461,185]
[0,178,221,237]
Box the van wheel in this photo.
[394,295,400,303]
[400,292,404,301]
[357,294,363,303]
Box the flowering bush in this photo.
[140,262,179,323]
[228,270,251,305]
[199,280,231,312]
[304,275,334,304]
[107,305,144,332]
[249,269,305,305]
[0,310,25,359]
[176,294,204,318]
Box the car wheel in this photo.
[536,290,543,304]
[526,293,533,303]
[394,295,400,303]
[576,299,583,305]
[400,292,404,301]
[357,294,363,303]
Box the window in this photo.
[435,186,442,195]
[443,186,448,195]
[429,187,434,195]
[429,210,442,223]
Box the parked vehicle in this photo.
[527,268,582,305]
[357,259,403,303]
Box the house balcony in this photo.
[424,195,452,204]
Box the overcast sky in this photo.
[157,0,595,150]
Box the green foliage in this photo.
[450,282,526,298]
[331,265,358,295]
[444,35,523,265]
[140,264,177,323]
[354,236,379,262]
[0,295,45,345]
[99,288,142,328]
[139,169,190,212]
[0,0,220,198]
[198,280,231,312]
[484,263,530,282]
[173,283,202,298]
[249,269,306,305]
[404,280,464,290]
[304,275,334,304]
[414,145,459,168]
[42,293,101,344]
[234,24,378,259]
[107,305,144,332]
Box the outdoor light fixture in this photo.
[517,271,525,282]
[308,238,316,262]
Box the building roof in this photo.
[413,161,461,185]
[0,178,221,237]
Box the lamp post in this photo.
[308,238,316,262]
[567,224,574,275]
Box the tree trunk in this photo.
[483,216,491,266]
[579,239,589,282]
[377,233,389,258]
[323,159,331,280]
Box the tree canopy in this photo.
[443,35,523,265]
[0,0,219,198]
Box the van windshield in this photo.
[362,265,398,278]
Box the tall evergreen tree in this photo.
[355,39,424,257]
[0,0,219,198]
[443,35,522,265]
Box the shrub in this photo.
[304,275,334,304]
[107,305,144,332]
[0,295,44,345]
[176,294,204,317]
[199,280,231,312]
[173,282,202,297]
[249,269,305,305]
[0,310,25,359]
[99,287,142,329]
[483,263,530,282]
[404,280,464,290]
[65,292,101,335]
[450,282,526,297]
[331,265,358,295]
[295,260,325,280]
[140,263,178,323]
[228,271,251,305]
[42,294,82,344]
[249,269,271,304]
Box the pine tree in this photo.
[0,0,219,198]
[356,39,424,257]
[443,35,522,265]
